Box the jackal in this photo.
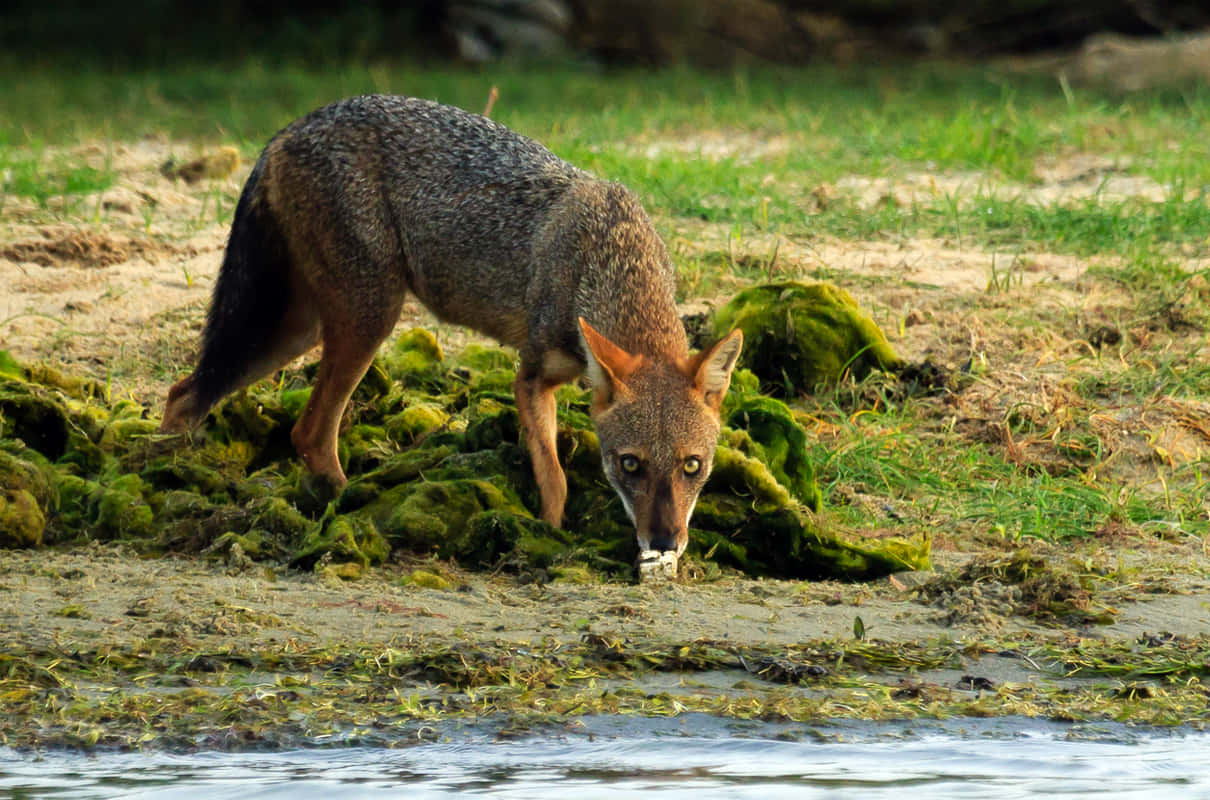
[160,94,742,555]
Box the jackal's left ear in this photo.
[692,329,743,412]
[579,317,641,411]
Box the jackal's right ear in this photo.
[579,317,641,411]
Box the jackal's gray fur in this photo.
[264,95,686,365]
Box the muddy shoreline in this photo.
[3,538,1209,750]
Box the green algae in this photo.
[694,444,927,580]
[295,513,389,569]
[0,382,79,462]
[712,281,902,395]
[461,510,580,570]
[0,321,928,580]
[1,631,1206,751]
[0,441,58,511]
[404,568,454,590]
[384,327,446,387]
[385,403,450,444]
[93,473,155,539]
[97,415,160,453]
[0,488,45,547]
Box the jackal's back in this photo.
[260,95,595,346]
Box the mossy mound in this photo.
[0,330,927,580]
[712,281,902,395]
[722,393,822,512]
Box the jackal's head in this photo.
[579,318,743,556]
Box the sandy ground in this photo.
[4,540,1209,652]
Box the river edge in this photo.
[3,539,1209,751]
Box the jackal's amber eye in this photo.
[620,454,640,474]
[683,456,702,476]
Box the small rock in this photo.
[160,146,241,184]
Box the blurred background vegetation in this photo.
[2,0,1209,68]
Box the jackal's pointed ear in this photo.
[692,329,743,412]
[579,317,641,411]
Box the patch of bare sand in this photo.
[832,159,1170,210]
[668,221,1095,320]
[619,130,799,165]
[1,229,175,269]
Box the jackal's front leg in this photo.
[514,369,567,527]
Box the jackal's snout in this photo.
[648,477,693,553]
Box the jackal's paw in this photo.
[298,471,345,514]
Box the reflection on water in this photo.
[2,719,1206,800]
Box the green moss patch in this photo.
[712,281,902,395]
[0,323,927,580]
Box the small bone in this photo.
[637,550,678,582]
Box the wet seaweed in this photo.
[919,550,1113,626]
[1,631,1206,751]
[1049,633,1210,680]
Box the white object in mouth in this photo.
[637,550,678,581]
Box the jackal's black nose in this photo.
[650,534,678,553]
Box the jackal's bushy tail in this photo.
[187,157,291,413]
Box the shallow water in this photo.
[3,719,1207,799]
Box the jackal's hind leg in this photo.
[290,327,386,490]
[514,368,567,527]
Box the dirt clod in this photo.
[1,231,171,268]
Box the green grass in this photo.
[796,191,1210,255]
[0,149,114,213]
[4,57,1210,251]
[808,386,1209,542]
[1075,355,1210,403]
[3,59,1209,165]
